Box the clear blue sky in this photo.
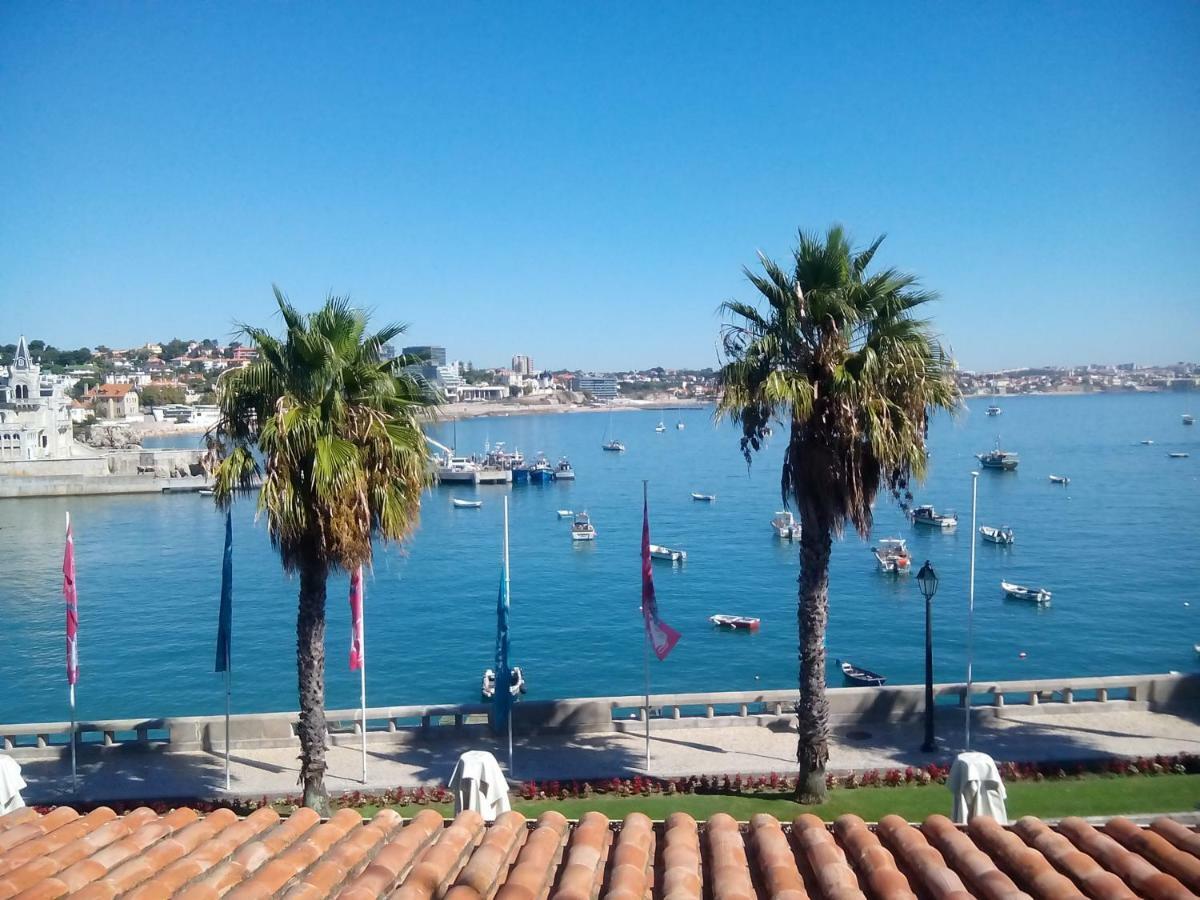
[1,2,1197,371]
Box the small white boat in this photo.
[481,666,526,700]
[1184,414,1194,425]
[1141,439,1155,445]
[452,498,483,509]
[1168,452,1190,459]
[873,537,911,572]
[910,504,957,528]
[691,492,716,502]
[1194,643,1200,655]
[838,659,886,687]
[557,509,574,518]
[198,488,215,496]
[771,510,798,540]
[1001,580,1052,604]
[1048,475,1070,485]
[649,544,687,563]
[709,614,760,631]
[676,421,685,430]
[571,511,596,541]
[553,458,575,480]
[985,405,1002,417]
[979,525,1015,545]
[602,440,626,452]
[655,421,666,433]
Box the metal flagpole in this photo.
[360,570,368,784]
[966,470,979,751]
[643,481,651,773]
[224,668,231,790]
[67,511,77,792]
[503,497,513,772]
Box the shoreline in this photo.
[434,397,712,421]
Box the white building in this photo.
[0,335,76,460]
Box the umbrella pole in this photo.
[966,470,979,751]
[69,683,77,792]
[224,667,231,790]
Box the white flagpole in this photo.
[966,470,979,751]
[643,481,651,773]
[360,571,368,784]
[503,497,513,772]
[224,667,231,790]
[67,511,77,792]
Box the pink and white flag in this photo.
[63,515,79,686]
[641,496,680,660]
[349,566,365,671]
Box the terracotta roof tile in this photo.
[4,806,1200,898]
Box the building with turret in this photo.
[0,335,76,460]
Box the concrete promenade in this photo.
[16,706,1200,805]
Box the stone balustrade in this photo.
[3,671,1195,760]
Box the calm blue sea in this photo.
[2,393,1198,724]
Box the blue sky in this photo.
[1,2,1197,371]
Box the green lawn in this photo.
[351,774,1200,823]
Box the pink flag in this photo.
[63,515,79,686]
[349,566,365,671]
[642,495,680,660]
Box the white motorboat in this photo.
[1168,452,1190,459]
[838,659,886,687]
[985,405,1002,417]
[1048,474,1070,485]
[557,509,574,518]
[649,544,687,563]
[1184,414,1194,425]
[481,666,526,700]
[691,492,716,502]
[979,525,1015,545]
[1001,580,1052,604]
[571,511,596,541]
[1141,439,1155,445]
[910,504,957,528]
[771,510,798,540]
[452,498,482,509]
[873,537,911,572]
[439,457,482,484]
[198,488,215,496]
[676,421,685,430]
[601,440,626,452]
[553,457,575,480]
[655,421,666,433]
[709,614,760,631]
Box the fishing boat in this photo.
[979,525,1015,545]
[601,440,626,452]
[709,614,760,631]
[1001,580,1052,604]
[1184,414,1194,425]
[910,504,958,528]
[676,421,685,430]
[556,509,574,518]
[655,421,666,433]
[553,457,575,480]
[649,544,687,563]
[771,510,798,540]
[976,441,1019,470]
[1048,474,1070,485]
[1168,452,1190,459]
[481,666,526,700]
[691,492,716,502]
[873,538,911,572]
[571,511,596,541]
[838,659,886,687]
[985,405,1002,416]
[452,498,482,509]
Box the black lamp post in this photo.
[916,560,939,753]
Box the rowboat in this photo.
[198,488,215,496]
[709,614,760,631]
[452,498,482,509]
[1001,580,1052,604]
[691,492,716,502]
[649,544,687,563]
[838,659,886,687]
[1168,452,1190,459]
[1048,475,1070,485]
[557,509,574,518]
[979,525,1015,545]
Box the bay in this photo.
[1,393,1197,724]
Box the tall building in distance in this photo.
[403,345,447,367]
[571,374,619,401]
[511,354,534,376]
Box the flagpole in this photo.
[224,667,231,790]
[966,470,979,751]
[642,482,651,773]
[503,496,513,772]
[360,570,368,784]
[67,511,77,793]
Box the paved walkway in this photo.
[16,707,1200,804]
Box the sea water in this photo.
[1,393,1197,724]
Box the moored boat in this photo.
[979,525,1015,545]
[691,492,716,502]
[1001,580,1052,604]
[985,405,1002,416]
[976,442,1019,470]
[481,666,526,700]
[553,457,575,480]
[771,510,798,540]
[838,659,886,687]
[198,488,215,496]
[1184,414,1194,425]
[557,509,574,518]
[1048,474,1070,485]
[910,504,957,528]
[1141,439,1155,445]
[649,543,687,563]
[452,498,482,509]
[709,614,760,631]
[602,440,626,452]
[1168,451,1190,459]
[655,421,666,433]
[571,511,596,541]
[873,537,911,572]
[676,421,685,430]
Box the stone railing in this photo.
[3,671,1195,760]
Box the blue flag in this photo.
[492,565,511,732]
[215,511,233,673]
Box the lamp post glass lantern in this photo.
[917,560,938,752]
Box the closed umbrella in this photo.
[948,751,1008,824]
[448,751,511,822]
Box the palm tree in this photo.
[717,226,959,803]
[209,288,438,813]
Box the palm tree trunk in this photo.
[796,511,832,803]
[297,554,330,815]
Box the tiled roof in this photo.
[1,807,1198,899]
[95,384,136,398]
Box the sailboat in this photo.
[601,413,625,452]
[655,421,666,433]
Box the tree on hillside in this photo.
[209,288,439,812]
[717,226,959,802]
[140,384,186,407]
[162,338,190,359]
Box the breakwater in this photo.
[0,448,207,497]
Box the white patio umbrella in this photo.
[448,750,511,822]
[948,751,1008,824]
[0,755,26,814]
